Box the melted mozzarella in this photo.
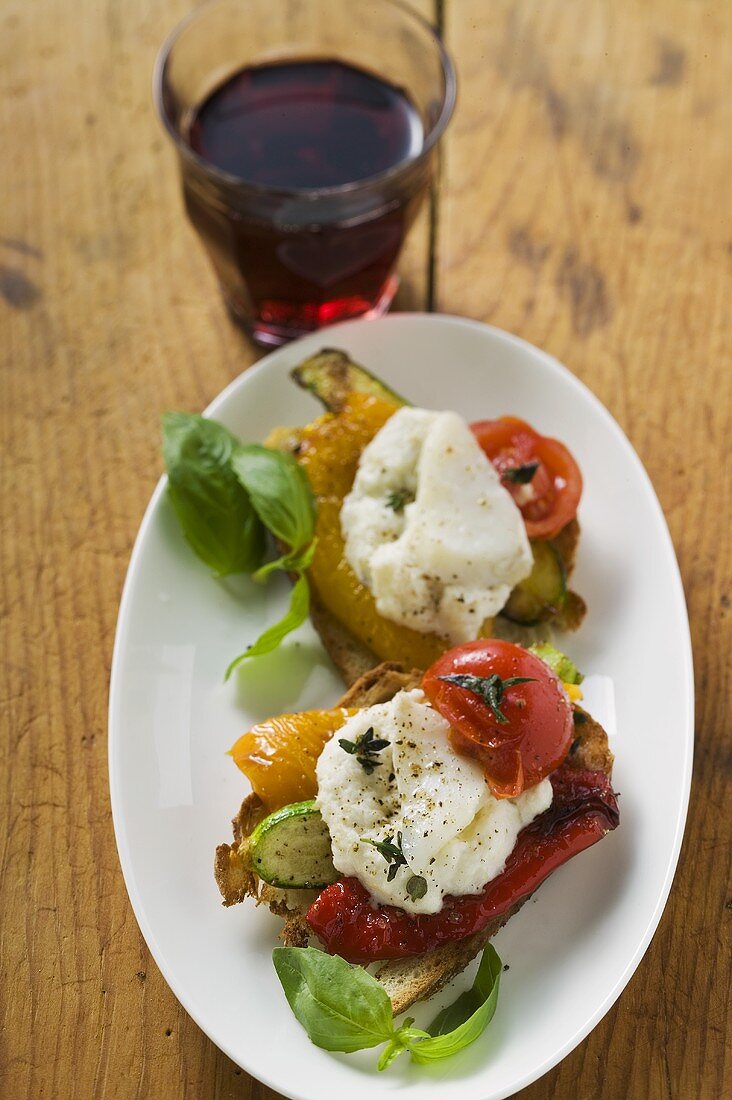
[316,690,553,915]
[340,407,532,642]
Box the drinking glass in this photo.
[154,0,455,346]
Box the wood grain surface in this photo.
[1,1,729,1097]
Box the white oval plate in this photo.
[109,314,693,1100]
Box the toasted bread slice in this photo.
[309,592,387,686]
[215,662,613,1015]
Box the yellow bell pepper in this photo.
[296,394,449,669]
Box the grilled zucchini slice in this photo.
[248,800,338,889]
[291,348,407,412]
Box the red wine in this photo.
[188,59,422,190]
[182,59,428,344]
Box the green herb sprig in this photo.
[386,487,415,513]
[161,414,317,676]
[338,726,390,774]
[502,461,539,484]
[361,832,408,881]
[438,672,536,724]
[272,944,502,1070]
[360,834,428,898]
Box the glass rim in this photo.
[152,0,456,200]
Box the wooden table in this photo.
[3,1,730,1096]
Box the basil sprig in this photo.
[273,944,502,1070]
[161,413,317,674]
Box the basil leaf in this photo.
[273,947,395,1053]
[232,444,315,553]
[409,945,502,1063]
[529,642,583,684]
[162,413,264,576]
[225,573,310,679]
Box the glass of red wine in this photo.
[154,0,455,346]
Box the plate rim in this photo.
[108,312,694,1099]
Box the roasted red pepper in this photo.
[307,765,619,962]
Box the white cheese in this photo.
[315,690,553,915]
[340,407,532,642]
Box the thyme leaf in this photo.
[502,461,539,485]
[339,726,390,774]
[361,832,408,882]
[406,875,428,901]
[437,673,536,724]
[386,488,415,513]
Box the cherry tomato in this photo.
[422,639,573,798]
[306,765,619,962]
[471,416,582,539]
